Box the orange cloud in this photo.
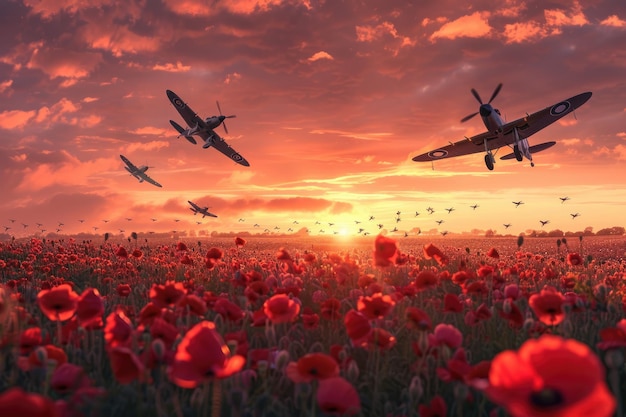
[130,127,170,136]
[152,61,191,72]
[26,47,102,80]
[163,0,288,16]
[224,72,242,84]
[126,140,171,153]
[307,51,334,62]
[544,3,588,28]
[0,110,36,129]
[600,15,626,27]
[81,25,161,57]
[0,79,13,94]
[356,22,415,50]
[429,12,492,41]
[503,22,547,43]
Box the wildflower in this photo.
[50,362,91,394]
[529,286,566,326]
[428,323,462,350]
[301,308,320,330]
[423,243,449,266]
[213,298,246,322]
[487,247,500,259]
[104,309,133,348]
[108,346,146,384]
[567,252,583,266]
[19,327,43,356]
[597,319,626,350]
[168,321,245,389]
[357,293,395,320]
[263,294,300,324]
[116,284,131,297]
[316,376,361,416]
[443,293,464,313]
[75,288,104,329]
[367,328,397,350]
[176,242,188,252]
[487,335,615,417]
[234,237,246,248]
[405,307,432,331]
[28,344,67,370]
[320,297,342,320]
[115,246,128,259]
[344,310,371,346]
[285,353,339,383]
[418,395,447,417]
[373,234,398,267]
[149,281,186,308]
[414,270,438,292]
[37,284,79,322]
[0,388,58,417]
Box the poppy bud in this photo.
[226,339,238,355]
[34,346,48,365]
[275,350,290,370]
[409,376,423,401]
[347,360,359,382]
[604,349,624,369]
[264,324,276,345]
[151,338,165,362]
[523,318,535,332]
[278,336,291,351]
[502,299,513,315]
[417,331,429,354]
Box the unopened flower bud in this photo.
[34,346,48,365]
[605,349,624,369]
[523,318,535,332]
[151,338,165,362]
[275,350,290,370]
[264,324,276,345]
[502,299,512,315]
[347,360,359,382]
[408,376,423,401]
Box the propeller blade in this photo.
[461,112,479,123]
[471,88,483,105]
[223,121,229,135]
[216,100,223,115]
[488,83,502,104]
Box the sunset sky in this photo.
[1,0,625,239]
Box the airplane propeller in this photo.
[216,101,236,134]
[461,83,503,123]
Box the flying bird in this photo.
[570,213,580,219]
[503,223,512,229]
[436,220,444,225]
[470,204,479,210]
[539,220,550,227]
[445,207,455,214]
[560,197,570,203]
[512,201,524,208]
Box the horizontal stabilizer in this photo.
[500,141,556,160]
[169,120,197,145]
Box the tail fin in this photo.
[501,141,556,160]
[170,120,197,145]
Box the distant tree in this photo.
[485,229,496,237]
[596,226,625,236]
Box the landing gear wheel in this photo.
[485,154,494,171]
[514,145,523,161]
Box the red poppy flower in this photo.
[357,293,395,320]
[108,346,146,384]
[487,335,616,417]
[320,297,342,320]
[150,317,180,348]
[405,307,432,331]
[213,298,246,322]
[428,323,462,349]
[149,281,186,308]
[285,353,339,383]
[373,234,398,267]
[75,288,103,328]
[367,328,397,350]
[104,309,133,348]
[206,247,223,260]
[316,376,361,416]
[499,299,524,329]
[301,310,320,330]
[234,237,246,248]
[19,327,43,356]
[487,247,500,259]
[115,246,128,259]
[50,362,91,394]
[414,270,439,292]
[423,243,449,266]
[179,294,208,317]
[0,387,58,417]
[116,284,131,297]
[567,252,583,266]
[344,309,371,346]
[176,242,188,252]
[28,344,67,370]
[597,319,626,350]
[37,284,79,322]
[131,249,143,259]
[168,321,245,388]
[443,293,464,313]
[529,286,566,325]
[276,247,292,261]
[263,294,300,324]
[419,395,447,417]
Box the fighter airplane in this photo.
[120,155,162,188]
[166,90,250,167]
[412,84,592,170]
[188,200,218,218]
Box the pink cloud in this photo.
[0,79,13,94]
[80,25,161,57]
[163,0,292,16]
[130,127,170,136]
[152,61,191,72]
[600,15,626,27]
[356,22,415,50]
[126,140,170,153]
[503,22,548,44]
[0,110,36,129]
[544,3,588,28]
[224,72,242,84]
[307,51,334,62]
[429,12,492,41]
[26,47,102,80]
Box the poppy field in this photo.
[0,234,625,417]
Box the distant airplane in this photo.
[571,213,580,219]
[120,155,162,188]
[188,201,217,218]
[560,197,570,203]
[166,90,250,167]
[513,201,524,208]
[412,84,592,170]
[540,220,550,227]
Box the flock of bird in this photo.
[3,195,583,239]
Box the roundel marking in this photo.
[428,149,448,159]
[550,101,570,116]
[173,97,186,109]
[231,153,243,162]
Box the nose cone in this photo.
[479,104,492,118]
[219,115,226,123]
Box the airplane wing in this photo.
[166,90,206,130]
[209,134,251,167]
[120,155,138,171]
[412,91,592,162]
[188,200,200,210]
[137,172,162,188]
